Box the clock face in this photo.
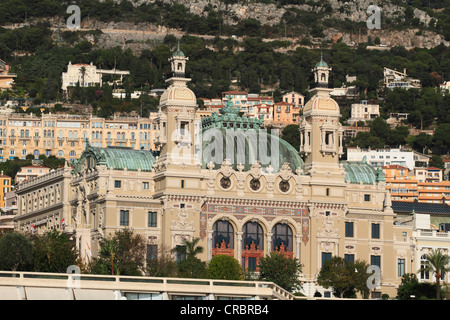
[250,178,260,191]
[220,176,231,189]
[279,180,290,193]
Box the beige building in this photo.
[14,50,417,298]
[0,59,16,90]
[282,91,304,108]
[15,165,51,184]
[347,100,380,125]
[0,112,157,162]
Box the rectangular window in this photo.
[345,222,354,237]
[372,223,380,239]
[148,211,157,228]
[142,182,149,190]
[364,194,371,202]
[371,255,381,269]
[398,259,405,277]
[322,252,332,268]
[248,257,257,271]
[344,254,355,263]
[176,245,186,263]
[421,261,430,280]
[114,180,121,188]
[146,245,158,261]
[120,210,129,226]
[181,179,185,188]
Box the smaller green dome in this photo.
[315,60,328,68]
[315,52,328,68]
[173,49,184,57]
[172,41,184,57]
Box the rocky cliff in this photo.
[92,0,447,49]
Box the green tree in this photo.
[397,273,438,300]
[258,251,302,293]
[409,132,432,153]
[173,237,208,278]
[208,254,243,280]
[419,249,450,300]
[317,256,356,298]
[32,230,79,273]
[317,256,371,298]
[431,123,450,155]
[177,257,208,279]
[281,124,300,150]
[90,228,146,276]
[146,246,178,278]
[0,232,33,271]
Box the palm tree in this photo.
[419,249,450,299]
[173,237,204,260]
[79,66,87,88]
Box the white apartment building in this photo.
[61,62,130,91]
[347,147,415,170]
[61,62,102,91]
[347,100,380,125]
[384,67,421,90]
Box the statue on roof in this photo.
[220,96,240,116]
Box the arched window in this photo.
[57,150,64,157]
[69,151,76,157]
[213,220,234,249]
[242,221,264,250]
[272,223,293,252]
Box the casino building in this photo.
[14,50,414,298]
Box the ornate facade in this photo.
[14,50,415,298]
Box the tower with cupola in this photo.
[299,56,344,176]
[154,44,200,168]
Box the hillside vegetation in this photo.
[0,1,449,161]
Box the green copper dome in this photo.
[72,144,156,174]
[341,160,382,184]
[172,49,185,57]
[201,102,304,173]
[172,41,185,57]
[315,53,329,68]
[315,60,328,68]
[201,127,304,173]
